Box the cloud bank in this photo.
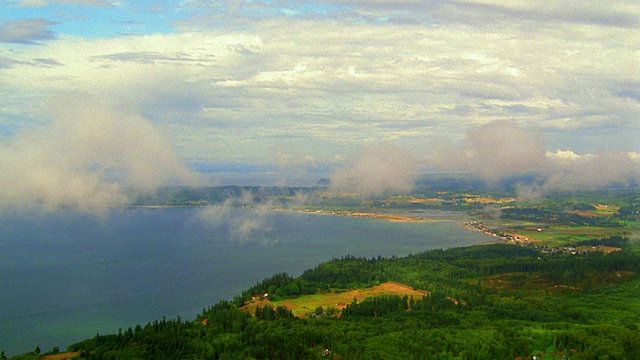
[330,142,418,197]
[541,150,640,190]
[328,121,638,198]
[0,92,205,212]
[429,120,547,182]
[428,120,640,196]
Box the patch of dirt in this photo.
[40,352,80,360]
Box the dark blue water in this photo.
[0,208,489,355]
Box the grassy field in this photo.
[468,218,631,247]
[516,225,631,247]
[241,282,427,318]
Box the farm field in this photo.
[511,225,631,247]
[471,219,634,248]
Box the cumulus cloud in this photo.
[0,19,57,44]
[330,142,418,197]
[193,192,276,244]
[0,92,205,212]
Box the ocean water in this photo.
[0,207,490,355]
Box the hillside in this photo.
[10,240,640,359]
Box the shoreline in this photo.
[292,209,452,223]
[128,204,495,236]
[127,204,503,244]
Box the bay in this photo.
[0,207,490,355]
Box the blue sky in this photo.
[0,0,638,207]
[1,1,185,38]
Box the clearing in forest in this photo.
[40,352,80,360]
[241,281,427,318]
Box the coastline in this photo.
[283,207,471,224]
[126,205,506,247]
[1,205,489,356]
[128,204,496,238]
[291,208,504,245]
[296,209,450,223]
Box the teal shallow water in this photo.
[0,208,490,355]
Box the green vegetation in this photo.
[9,241,640,359]
[8,186,639,359]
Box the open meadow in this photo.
[241,282,427,318]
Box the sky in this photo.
[0,0,639,208]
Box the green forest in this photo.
[9,238,640,359]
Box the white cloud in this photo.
[330,142,418,197]
[427,121,640,194]
[0,1,638,169]
[542,150,640,190]
[0,92,205,212]
[193,193,277,244]
[546,149,585,161]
